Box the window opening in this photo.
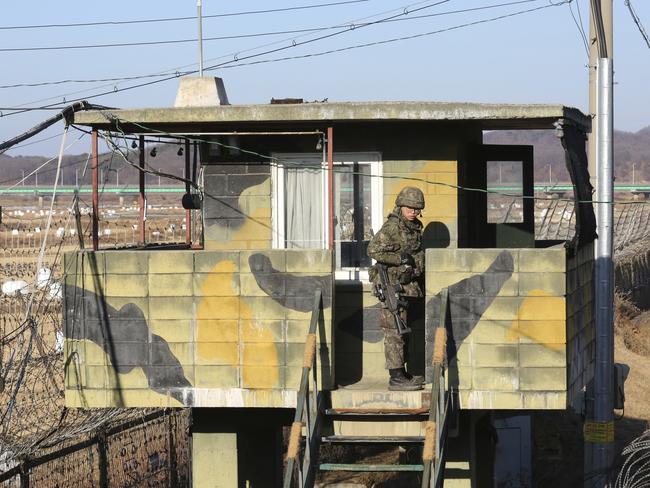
[487,160,524,224]
[272,152,382,276]
[333,162,373,268]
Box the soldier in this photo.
[367,187,425,391]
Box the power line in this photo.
[0,29,336,54]
[0,0,568,119]
[0,0,370,30]
[0,106,69,112]
[0,0,454,117]
[2,132,66,150]
[102,112,644,206]
[567,0,589,59]
[1,134,86,191]
[212,2,570,71]
[0,0,539,55]
[5,0,540,111]
[589,0,608,57]
[0,0,447,109]
[625,0,650,50]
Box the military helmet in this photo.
[395,186,425,209]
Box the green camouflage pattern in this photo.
[367,209,425,297]
[63,249,333,408]
[395,186,425,209]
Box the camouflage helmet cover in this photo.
[395,186,425,209]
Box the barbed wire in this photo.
[0,144,194,464]
[616,429,650,488]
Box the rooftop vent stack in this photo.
[174,76,230,107]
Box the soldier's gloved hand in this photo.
[400,253,415,267]
[397,264,414,284]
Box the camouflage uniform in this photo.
[367,197,424,371]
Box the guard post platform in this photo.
[64,83,596,487]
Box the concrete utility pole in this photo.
[586,1,615,487]
[588,0,613,183]
[197,0,204,77]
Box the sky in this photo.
[1,0,649,157]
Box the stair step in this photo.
[322,435,424,444]
[319,463,424,472]
[325,408,428,418]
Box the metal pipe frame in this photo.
[327,127,334,250]
[138,135,146,244]
[185,139,192,245]
[128,131,325,137]
[91,130,99,250]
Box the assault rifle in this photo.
[373,263,411,335]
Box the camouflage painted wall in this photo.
[199,121,471,252]
[63,249,333,408]
[335,282,426,385]
[197,133,462,383]
[566,244,595,413]
[333,157,457,385]
[202,163,272,250]
[425,248,568,410]
[383,159,458,249]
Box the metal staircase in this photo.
[283,289,451,488]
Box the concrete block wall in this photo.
[383,159,458,248]
[566,244,595,413]
[202,163,272,250]
[425,248,568,410]
[334,281,425,385]
[332,158,456,386]
[64,249,333,408]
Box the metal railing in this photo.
[422,288,450,488]
[283,289,324,488]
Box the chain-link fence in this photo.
[1,189,194,486]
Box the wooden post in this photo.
[19,459,29,488]
[168,413,178,488]
[98,430,109,488]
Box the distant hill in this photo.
[484,127,650,184]
[0,143,187,188]
[2,127,648,187]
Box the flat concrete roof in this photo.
[74,101,591,132]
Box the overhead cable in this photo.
[0,0,568,118]
[0,101,108,152]
[625,0,650,50]
[23,126,69,323]
[567,0,590,58]
[0,0,370,30]
[0,0,539,55]
[0,0,453,116]
[1,134,86,191]
[101,112,642,206]
[212,2,570,71]
[3,131,66,150]
[589,0,608,57]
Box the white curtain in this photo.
[285,166,323,248]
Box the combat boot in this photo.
[404,370,425,385]
[388,368,423,391]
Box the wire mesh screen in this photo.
[0,409,190,488]
[0,188,193,486]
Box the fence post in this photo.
[98,430,109,488]
[168,413,178,488]
[19,459,29,488]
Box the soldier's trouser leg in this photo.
[380,306,408,370]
